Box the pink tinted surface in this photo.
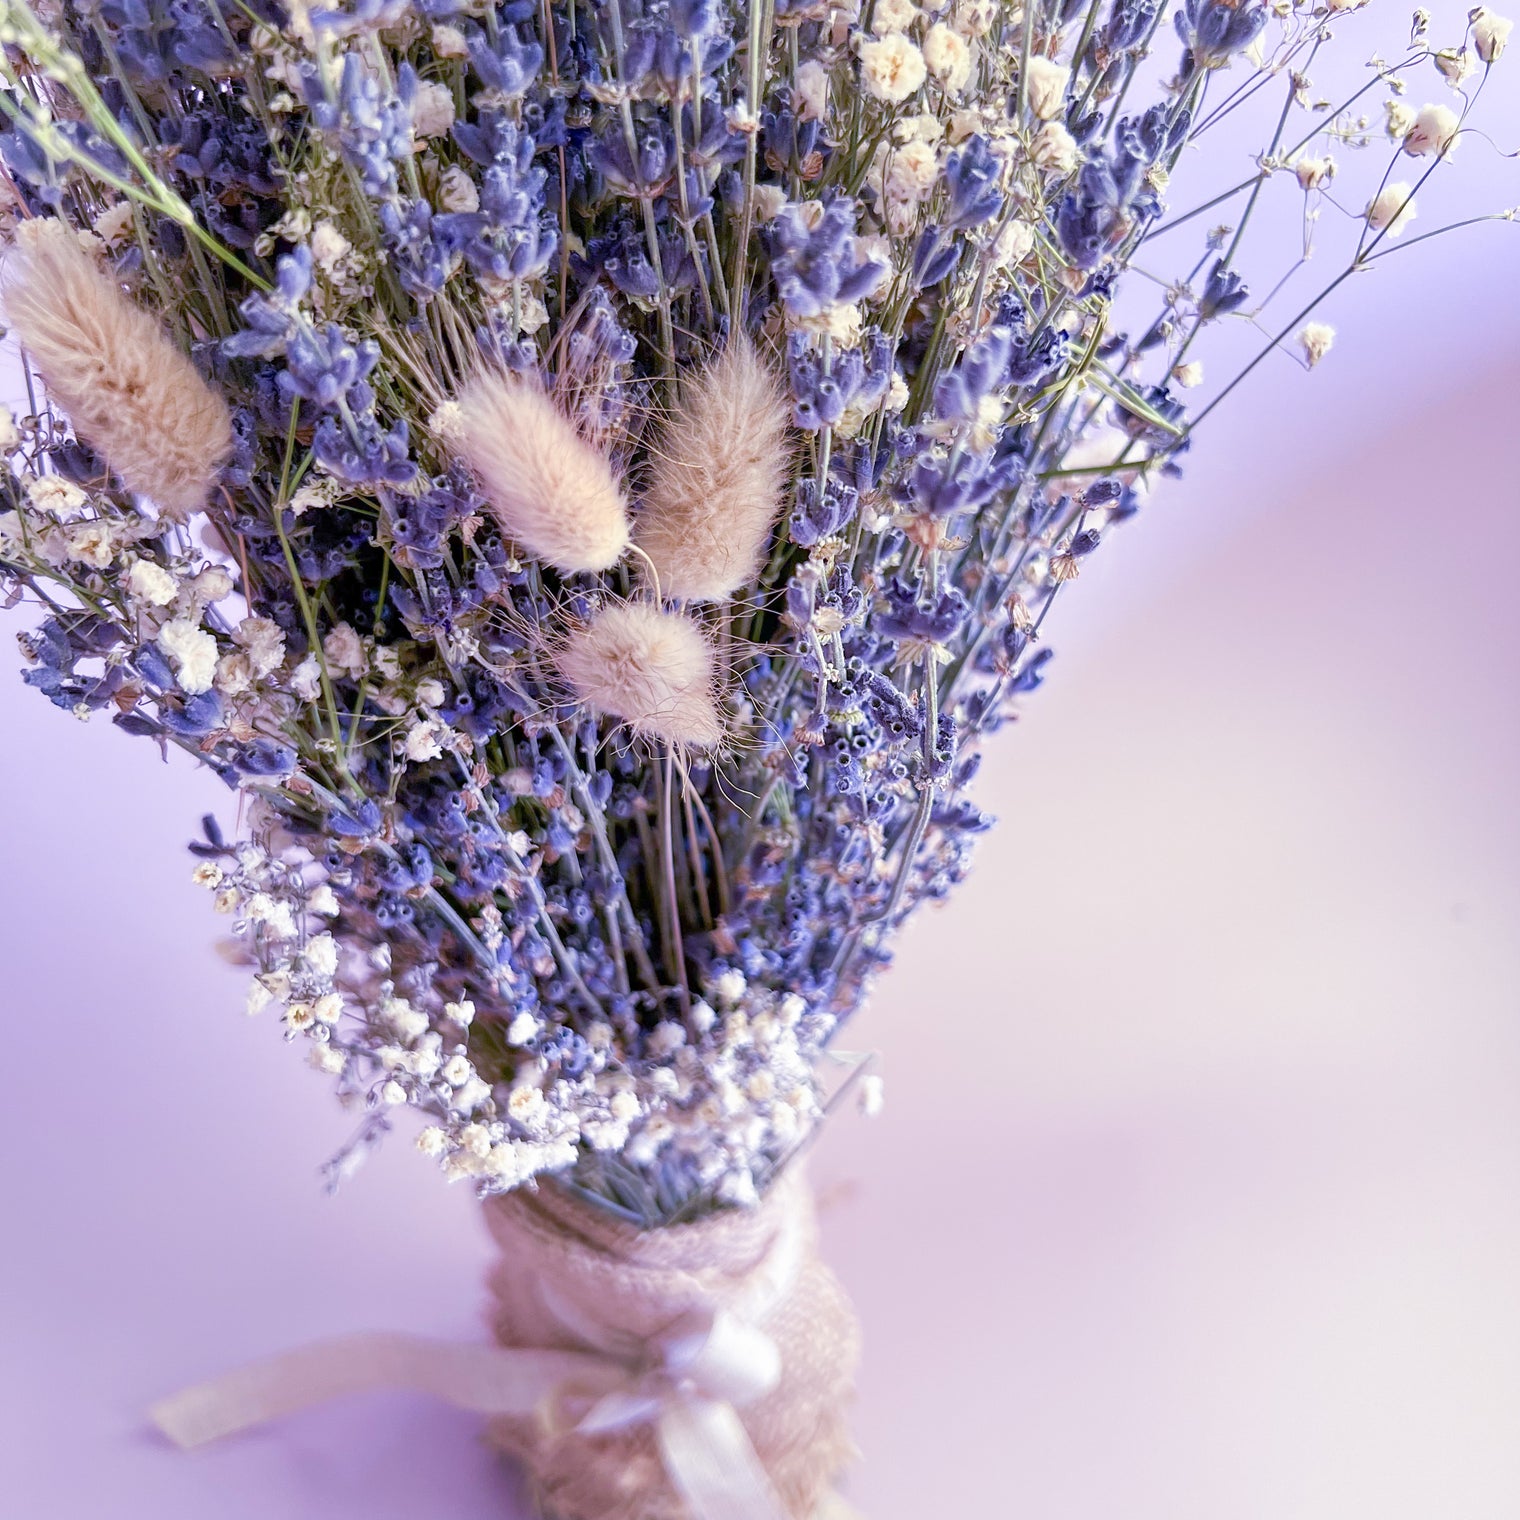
[4,358,1517,1516]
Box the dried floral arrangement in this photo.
[0,0,1510,1244]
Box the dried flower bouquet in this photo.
[0,0,1509,1509]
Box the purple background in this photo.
[3,13,1519,1515]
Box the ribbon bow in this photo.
[150,1308,792,1520]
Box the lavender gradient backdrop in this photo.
[3,15,1518,1515]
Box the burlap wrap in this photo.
[481,1169,860,1520]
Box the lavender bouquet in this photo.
[0,0,1510,1509]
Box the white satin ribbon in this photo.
[150,1307,794,1520]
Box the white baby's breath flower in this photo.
[1385,98,1417,139]
[871,0,918,32]
[234,616,286,678]
[310,1045,346,1075]
[1172,360,1204,387]
[256,207,311,258]
[26,475,88,516]
[1433,46,1476,87]
[380,1079,408,1105]
[858,34,927,103]
[893,111,944,145]
[873,138,940,230]
[800,300,866,346]
[508,1085,548,1126]
[410,80,455,141]
[304,932,339,977]
[479,1143,522,1181]
[437,164,479,213]
[995,219,1036,268]
[751,183,788,223]
[922,22,973,92]
[323,621,366,679]
[441,1053,473,1086]
[444,997,476,1025]
[158,618,219,694]
[1403,102,1461,156]
[247,892,297,937]
[1365,182,1418,236]
[191,862,223,888]
[1294,155,1334,190]
[431,22,469,56]
[1031,120,1079,174]
[952,0,997,35]
[245,978,275,1016]
[66,519,117,568]
[214,650,256,695]
[795,58,830,119]
[313,992,343,1023]
[746,1069,776,1102]
[310,220,351,270]
[128,557,179,606]
[416,1126,449,1157]
[449,1076,492,1112]
[507,1011,539,1045]
[712,968,747,1005]
[1474,8,1512,60]
[289,653,323,702]
[404,717,445,762]
[1023,56,1070,121]
[944,106,983,144]
[384,997,429,1043]
[181,564,234,609]
[92,201,135,245]
[287,477,336,516]
[1298,322,1335,367]
[647,1021,687,1057]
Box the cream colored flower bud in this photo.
[1385,99,1418,139]
[858,33,927,103]
[1403,102,1460,157]
[923,22,974,92]
[1298,322,1335,367]
[1365,182,1418,236]
[1294,155,1334,190]
[795,58,830,119]
[1474,8,1512,61]
[1023,56,1070,121]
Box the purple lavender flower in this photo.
[767,197,889,319]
